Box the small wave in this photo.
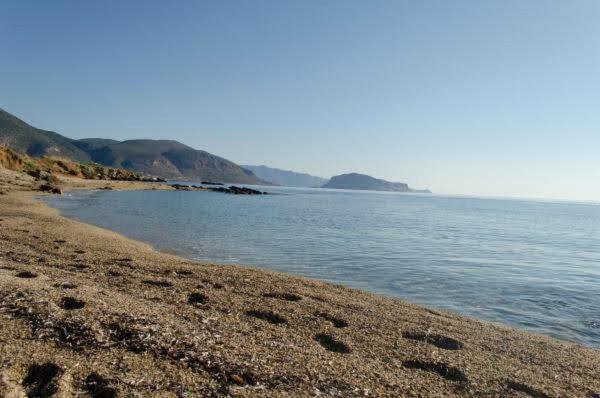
[583,320,600,329]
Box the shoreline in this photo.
[44,184,599,349]
[0,176,599,397]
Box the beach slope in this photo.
[0,174,598,397]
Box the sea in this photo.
[43,184,600,348]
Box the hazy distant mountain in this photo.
[0,108,266,184]
[242,165,327,187]
[322,173,430,193]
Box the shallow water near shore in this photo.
[44,185,600,348]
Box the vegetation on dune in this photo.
[0,146,158,194]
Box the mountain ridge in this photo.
[0,108,92,162]
[0,108,266,184]
[242,165,327,187]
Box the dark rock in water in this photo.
[207,187,229,194]
[99,186,113,190]
[201,181,224,185]
[215,186,265,195]
[170,184,192,190]
[39,183,62,195]
[231,186,264,195]
[170,183,267,195]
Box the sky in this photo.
[1,1,599,201]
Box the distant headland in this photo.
[321,173,431,193]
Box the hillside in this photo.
[0,108,265,184]
[322,173,430,193]
[242,165,327,187]
[0,146,146,183]
[85,139,264,183]
[72,138,120,152]
[0,109,91,162]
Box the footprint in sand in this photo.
[60,296,86,310]
[402,359,467,382]
[188,292,209,304]
[112,258,135,269]
[263,292,302,302]
[142,279,173,288]
[83,373,117,398]
[167,269,194,277]
[199,279,224,289]
[316,312,349,328]
[506,381,550,398]
[314,333,351,353]
[402,330,463,350]
[16,270,37,278]
[54,282,77,289]
[22,362,63,397]
[246,310,287,325]
[69,263,89,271]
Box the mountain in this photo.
[242,165,327,187]
[84,139,264,182]
[322,173,430,193]
[0,108,266,184]
[72,138,120,152]
[0,108,91,162]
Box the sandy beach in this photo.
[0,171,599,397]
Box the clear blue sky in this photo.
[1,1,599,200]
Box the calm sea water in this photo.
[44,186,600,348]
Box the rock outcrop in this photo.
[170,184,267,195]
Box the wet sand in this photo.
[0,170,599,397]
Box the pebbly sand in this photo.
[0,169,599,397]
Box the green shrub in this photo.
[81,165,99,179]
[46,174,61,185]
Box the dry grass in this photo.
[0,146,146,187]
